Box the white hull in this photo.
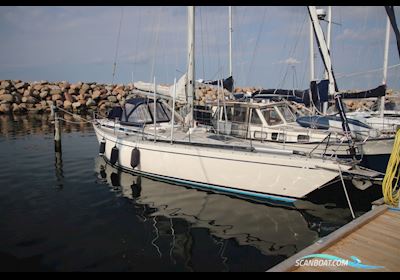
[93,123,351,200]
[359,137,394,156]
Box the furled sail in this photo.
[134,74,188,104]
[338,84,387,99]
[251,79,329,110]
[202,76,234,92]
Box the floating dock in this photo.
[268,204,400,272]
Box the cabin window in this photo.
[271,133,285,141]
[221,106,233,121]
[251,109,262,125]
[149,103,170,122]
[261,108,283,126]
[297,135,310,143]
[161,103,173,120]
[128,104,153,124]
[277,106,296,123]
[232,106,247,123]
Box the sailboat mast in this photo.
[325,6,332,80]
[187,6,195,126]
[229,6,233,78]
[309,17,315,82]
[381,16,391,118]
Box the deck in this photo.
[268,205,400,272]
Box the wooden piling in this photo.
[53,105,62,153]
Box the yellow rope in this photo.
[382,129,400,206]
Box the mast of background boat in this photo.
[322,6,332,115]
[187,6,195,127]
[229,6,233,79]
[308,6,356,157]
[309,13,315,114]
[324,6,332,80]
[381,16,390,118]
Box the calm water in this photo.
[0,114,382,272]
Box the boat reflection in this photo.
[94,156,355,259]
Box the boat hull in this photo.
[93,123,350,201]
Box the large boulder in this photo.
[64,92,73,102]
[12,103,20,113]
[72,101,81,109]
[39,91,48,99]
[0,81,11,90]
[80,83,91,93]
[0,94,14,103]
[107,96,117,103]
[64,100,72,109]
[0,103,11,113]
[92,90,101,100]
[86,98,96,107]
[21,96,37,104]
[50,88,62,96]
[51,94,63,101]
[15,82,28,90]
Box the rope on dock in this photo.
[382,128,400,207]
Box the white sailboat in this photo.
[93,7,367,203]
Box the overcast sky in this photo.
[0,6,399,90]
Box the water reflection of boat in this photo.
[94,156,355,258]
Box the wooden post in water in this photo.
[52,103,62,153]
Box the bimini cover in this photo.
[115,98,171,126]
[107,106,123,120]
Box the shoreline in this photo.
[1,79,399,115]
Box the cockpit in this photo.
[107,98,173,126]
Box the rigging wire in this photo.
[351,7,370,89]
[245,7,268,85]
[336,63,400,79]
[132,7,142,83]
[150,6,162,83]
[234,6,248,87]
[112,7,124,85]
[199,7,206,79]
[276,12,307,90]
